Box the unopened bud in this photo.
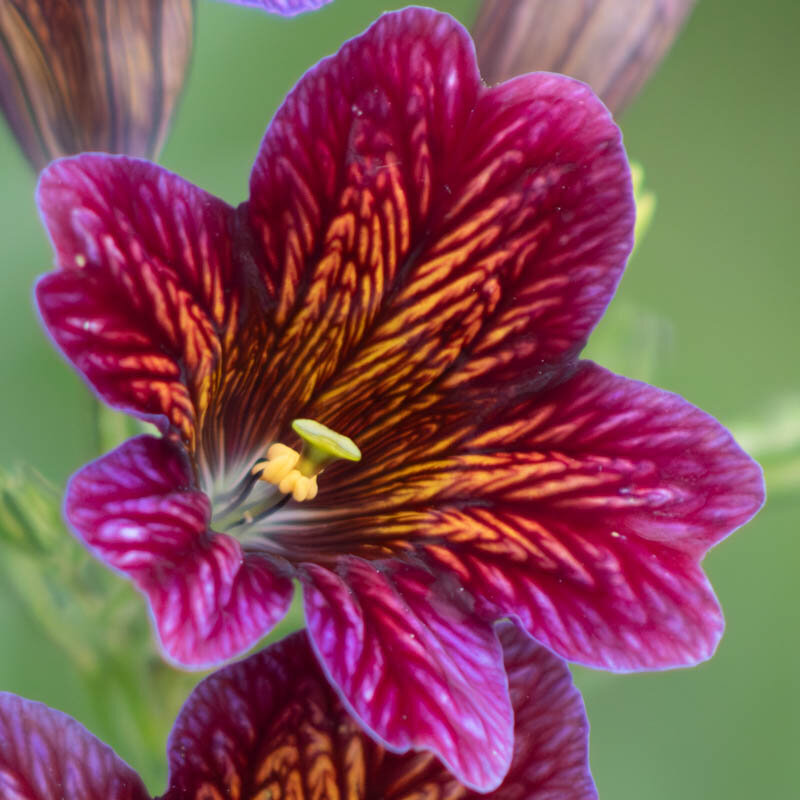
[0,0,194,171]
[472,0,697,114]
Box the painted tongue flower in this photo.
[35,7,763,791]
[0,627,595,799]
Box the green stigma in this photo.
[292,418,361,476]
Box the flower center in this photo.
[211,419,360,533]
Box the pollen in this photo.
[252,443,318,502]
[251,420,360,505]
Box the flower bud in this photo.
[472,0,696,114]
[0,0,193,171]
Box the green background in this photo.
[0,0,796,796]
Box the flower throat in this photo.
[212,419,360,532]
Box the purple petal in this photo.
[446,362,766,671]
[66,435,293,667]
[300,557,513,792]
[0,693,149,800]
[488,624,596,799]
[35,155,237,456]
[162,631,358,800]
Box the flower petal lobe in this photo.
[301,557,513,792]
[487,624,596,799]
[307,362,764,671]
[66,435,293,667]
[0,693,149,800]
[36,155,237,453]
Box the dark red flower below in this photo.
[34,7,764,791]
[0,627,597,799]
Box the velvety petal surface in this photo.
[244,7,634,447]
[35,155,238,460]
[293,362,764,671]
[301,557,513,791]
[162,627,594,800]
[221,0,332,15]
[0,693,149,800]
[65,435,293,666]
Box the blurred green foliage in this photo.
[0,464,198,782]
[0,0,796,796]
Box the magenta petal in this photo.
[35,154,237,448]
[419,362,765,671]
[0,693,149,800]
[301,557,513,792]
[435,72,634,390]
[220,0,332,15]
[66,435,293,666]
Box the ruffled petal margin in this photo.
[0,693,149,800]
[163,627,595,799]
[65,435,293,667]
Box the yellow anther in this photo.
[251,420,358,504]
[252,443,319,502]
[292,474,316,502]
[278,471,319,501]
[257,443,298,484]
[266,443,297,464]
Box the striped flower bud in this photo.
[0,0,194,170]
[472,0,697,114]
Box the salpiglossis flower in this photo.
[35,7,764,791]
[0,627,596,799]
